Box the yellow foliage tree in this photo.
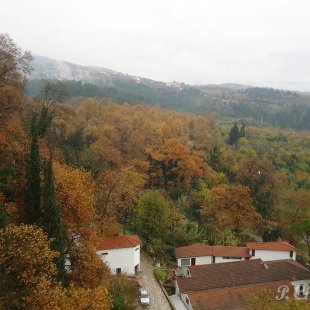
[53,162,96,233]
[0,224,58,309]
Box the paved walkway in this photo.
[137,252,172,310]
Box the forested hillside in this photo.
[1,34,310,309]
[27,56,310,130]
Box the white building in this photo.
[96,235,141,275]
[176,244,251,267]
[175,241,296,267]
[246,241,296,261]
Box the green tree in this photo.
[109,275,138,310]
[135,190,169,247]
[25,114,41,224]
[41,156,65,282]
[291,220,310,265]
[228,122,240,145]
[239,122,246,137]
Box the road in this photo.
[136,252,172,310]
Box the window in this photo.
[116,268,122,275]
[252,250,255,256]
[101,252,108,255]
[222,257,242,259]
[212,256,216,263]
[185,297,189,305]
[299,284,304,296]
[290,251,293,258]
[181,258,190,266]
[135,247,139,251]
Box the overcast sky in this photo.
[1,0,310,90]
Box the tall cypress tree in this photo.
[42,156,65,283]
[25,114,41,224]
[228,122,240,145]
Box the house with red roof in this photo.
[175,241,296,267]
[175,245,251,267]
[247,241,296,261]
[173,259,310,309]
[96,234,141,275]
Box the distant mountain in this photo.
[27,56,310,130]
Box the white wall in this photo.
[197,256,212,265]
[251,250,296,261]
[177,255,245,266]
[291,279,310,300]
[97,246,140,275]
[214,257,245,264]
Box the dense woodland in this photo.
[1,34,310,309]
[27,76,310,131]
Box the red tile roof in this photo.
[175,244,251,259]
[247,241,295,251]
[188,280,295,310]
[177,259,310,293]
[97,235,140,251]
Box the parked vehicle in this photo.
[139,288,150,306]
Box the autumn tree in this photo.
[0,33,32,120]
[0,225,58,309]
[234,157,280,218]
[95,166,146,224]
[25,278,112,310]
[53,162,96,233]
[202,184,261,233]
[147,139,204,193]
[69,240,110,289]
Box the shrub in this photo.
[154,267,167,283]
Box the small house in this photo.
[97,234,141,275]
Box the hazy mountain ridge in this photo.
[28,56,310,130]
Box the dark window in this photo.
[222,256,242,259]
[252,250,255,256]
[101,252,108,255]
[212,256,215,263]
[186,297,189,305]
[116,268,121,275]
[181,258,190,266]
[290,251,293,258]
[135,247,139,251]
[191,257,196,265]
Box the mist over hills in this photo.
[27,56,310,130]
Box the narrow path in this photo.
[136,252,172,310]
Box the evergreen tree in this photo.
[37,105,52,137]
[209,146,221,171]
[42,156,66,283]
[239,122,246,138]
[25,114,41,223]
[228,122,240,145]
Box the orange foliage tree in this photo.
[0,224,58,309]
[147,139,205,193]
[53,162,96,233]
[202,184,262,232]
[95,166,146,223]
